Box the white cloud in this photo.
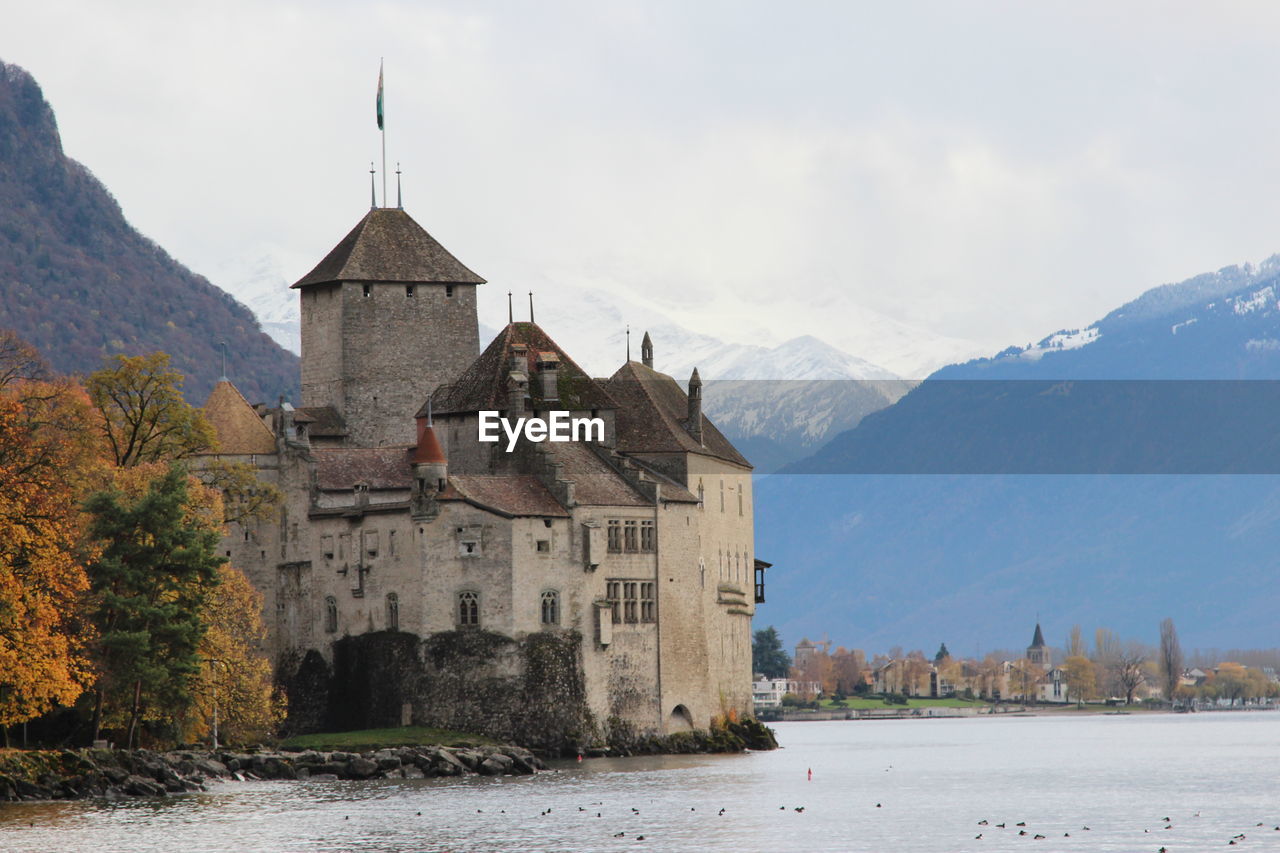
[8,0,1280,370]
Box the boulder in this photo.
[346,756,380,779]
[122,775,167,797]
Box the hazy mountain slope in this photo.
[0,60,298,403]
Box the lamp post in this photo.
[204,658,228,751]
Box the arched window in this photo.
[324,596,338,633]
[737,484,743,516]
[457,591,479,627]
[697,479,705,509]
[719,480,725,512]
[386,592,399,631]
[541,590,559,626]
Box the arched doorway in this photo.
[668,704,694,732]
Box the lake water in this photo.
[2,712,1278,852]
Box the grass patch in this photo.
[816,696,993,710]
[279,726,498,751]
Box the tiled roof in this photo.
[202,380,277,455]
[296,405,348,437]
[426,322,617,416]
[604,361,750,469]
[292,208,485,288]
[551,443,653,507]
[313,447,413,490]
[411,422,447,464]
[439,475,570,517]
[626,456,700,503]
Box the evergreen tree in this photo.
[85,463,224,747]
[935,643,950,662]
[752,626,791,679]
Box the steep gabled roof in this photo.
[426,322,617,416]
[438,475,570,518]
[202,380,276,455]
[296,405,348,437]
[293,208,485,288]
[314,447,414,490]
[604,361,750,469]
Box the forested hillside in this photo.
[0,60,298,403]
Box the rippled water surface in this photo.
[2,713,1278,852]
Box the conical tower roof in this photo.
[202,379,276,455]
[1029,623,1046,649]
[293,208,485,288]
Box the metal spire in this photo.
[396,162,403,209]
[508,290,513,324]
[219,341,229,381]
[626,325,631,362]
[528,291,535,324]
[369,162,377,209]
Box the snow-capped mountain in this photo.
[207,254,301,354]
[958,255,1280,378]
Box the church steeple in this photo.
[1027,622,1050,670]
[641,331,653,368]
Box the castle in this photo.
[200,205,766,747]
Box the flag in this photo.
[376,61,384,130]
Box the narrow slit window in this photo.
[386,592,399,631]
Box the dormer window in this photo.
[362,284,371,298]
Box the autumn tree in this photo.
[1063,655,1097,705]
[0,333,103,736]
[832,647,868,695]
[173,565,285,746]
[902,652,934,697]
[85,464,225,747]
[87,352,216,467]
[1158,618,1184,706]
[196,459,283,527]
[1212,662,1251,705]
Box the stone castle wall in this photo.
[301,281,479,446]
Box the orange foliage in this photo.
[0,373,105,726]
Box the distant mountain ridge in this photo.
[0,60,298,403]
[215,251,914,471]
[756,257,1280,652]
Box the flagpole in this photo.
[380,59,387,209]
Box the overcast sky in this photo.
[9,1,1280,372]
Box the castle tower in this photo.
[293,208,484,447]
[1027,622,1050,670]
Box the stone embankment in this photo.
[0,744,546,802]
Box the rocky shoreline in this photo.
[0,744,546,802]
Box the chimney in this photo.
[641,331,653,368]
[537,351,561,404]
[687,367,703,445]
[508,344,529,417]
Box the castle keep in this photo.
[202,206,764,748]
